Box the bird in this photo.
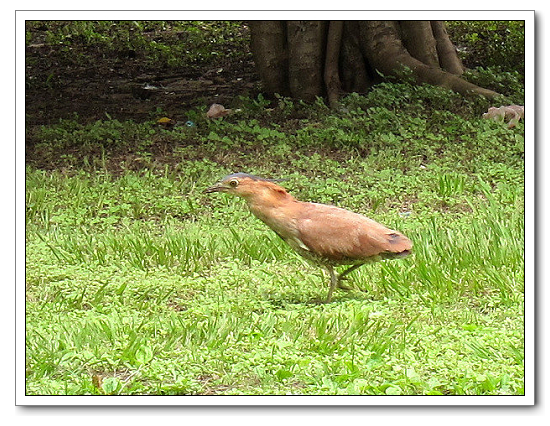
[205,173,412,302]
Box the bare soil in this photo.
[25,27,260,126]
[24,23,262,171]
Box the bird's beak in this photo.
[204,182,228,194]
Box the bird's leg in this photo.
[337,264,364,289]
[339,263,363,279]
[325,266,338,303]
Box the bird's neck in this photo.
[244,188,297,234]
[245,186,294,210]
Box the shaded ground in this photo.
[24,21,524,174]
[25,22,260,126]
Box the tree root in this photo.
[249,20,500,106]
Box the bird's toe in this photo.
[336,281,353,291]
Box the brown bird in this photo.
[205,173,412,302]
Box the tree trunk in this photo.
[249,20,498,105]
[324,21,344,108]
[249,21,290,96]
[287,21,326,102]
[430,20,464,75]
[340,21,373,93]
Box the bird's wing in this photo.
[295,202,411,261]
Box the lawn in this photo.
[24,20,526,397]
[25,83,525,396]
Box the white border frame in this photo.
[16,9,535,406]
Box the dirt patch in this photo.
[25,22,264,172]
[25,23,260,126]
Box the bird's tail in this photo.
[381,249,411,260]
[384,232,412,258]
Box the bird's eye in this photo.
[229,179,239,187]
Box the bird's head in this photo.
[205,173,289,201]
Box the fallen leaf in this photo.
[157,117,176,127]
[206,103,232,119]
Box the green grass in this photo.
[25,78,525,395]
[26,20,250,69]
[446,21,525,73]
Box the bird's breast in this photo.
[248,202,307,245]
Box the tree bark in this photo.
[287,21,326,102]
[249,21,290,96]
[430,20,464,75]
[324,21,344,108]
[248,20,499,105]
[340,21,373,93]
[399,21,439,68]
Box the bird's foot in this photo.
[336,280,353,291]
